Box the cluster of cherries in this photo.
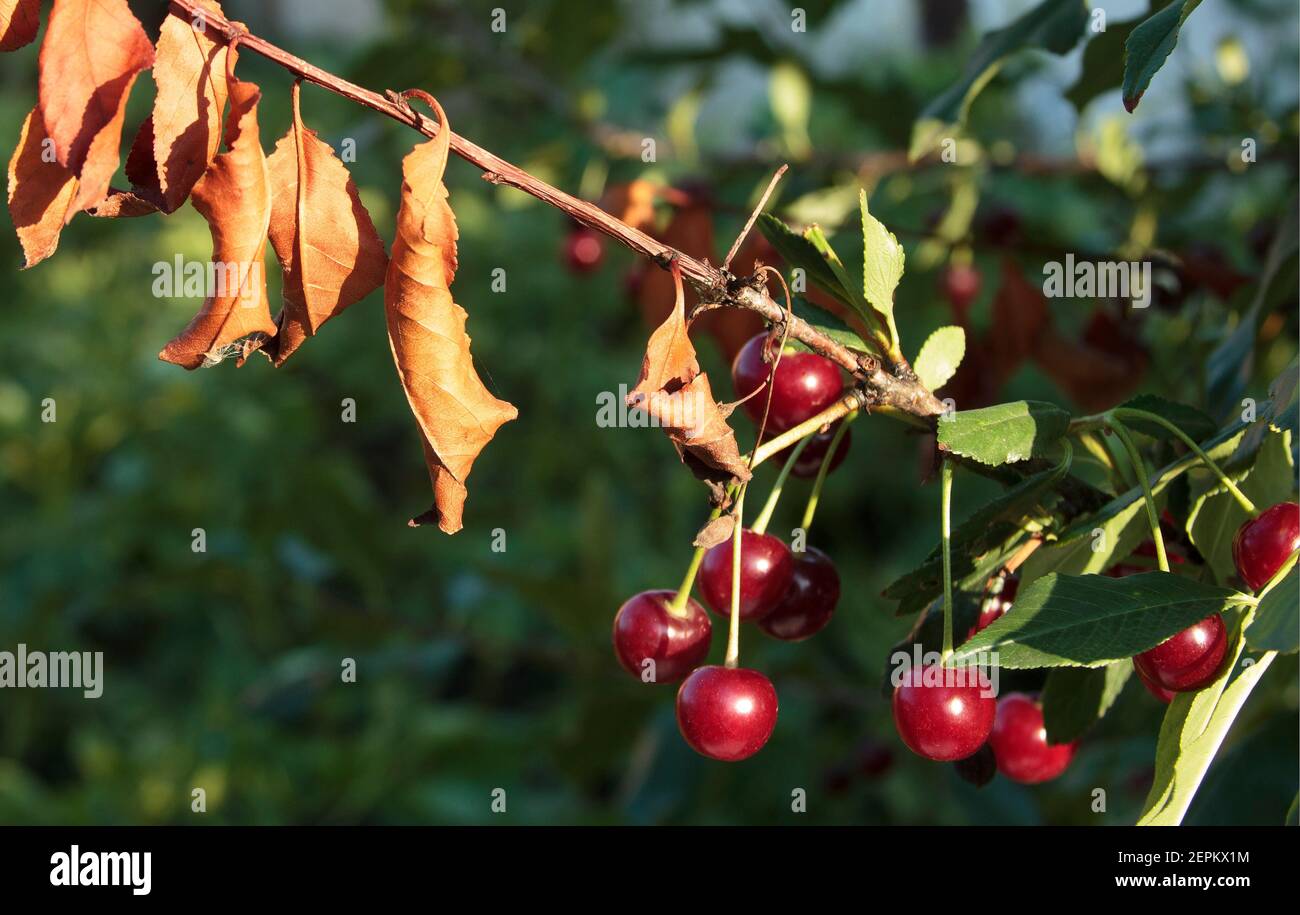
[892,500,1300,785]
[612,334,850,762]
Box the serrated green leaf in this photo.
[1041,662,1132,743]
[938,400,1070,467]
[1247,566,1298,653]
[859,190,904,350]
[757,213,856,308]
[885,458,1068,611]
[791,297,870,352]
[1187,429,1295,585]
[1139,609,1275,825]
[914,326,965,393]
[1065,12,1147,112]
[1121,0,1203,113]
[1235,355,1300,460]
[951,571,1239,668]
[909,0,1089,160]
[1021,424,1250,585]
[1117,394,1217,443]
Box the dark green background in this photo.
[0,0,1295,824]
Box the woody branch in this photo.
[167,0,946,420]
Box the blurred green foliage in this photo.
[0,0,1295,825]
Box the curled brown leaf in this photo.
[37,0,154,211]
[0,0,40,51]
[159,55,276,369]
[264,80,388,366]
[626,261,752,485]
[150,0,230,213]
[6,106,78,268]
[385,94,517,534]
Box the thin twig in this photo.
[723,164,787,271]
[165,0,946,419]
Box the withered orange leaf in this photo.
[264,80,388,366]
[159,59,276,369]
[627,262,751,485]
[0,0,40,51]
[385,95,517,534]
[87,117,164,218]
[38,0,153,211]
[7,106,78,268]
[150,0,230,213]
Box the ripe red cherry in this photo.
[731,333,843,432]
[1232,502,1300,591]
[989,692,1076,784]
[1134,664,1176,703]
[758,547,839,641]
[676,665,778,761]
[564,226,603,273]
[892,666,996,762]
[966,575,1018,640]
[776,424,851,478]
[612,590,712,684]
[966,605,1005,640]
[1132,614,1227,693]
[698,529,794,621]
[942,264,981,315]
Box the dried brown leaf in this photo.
[158,58,276,369]
[264,81,388,366]
[38,0,153,211]
[87,118,164,218]
[0,0,40,51]
[6,106,78,268]
[150,0,230,213]
[385,96,517,534]
[627,262,751,484]
[693,513,736,549]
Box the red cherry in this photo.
[966,604,1006,640]
[989,692,1076,784]
[1232,502,1300,591]
[564,226,603,273]
[1132,614,1227,693]
[675,665,778,761]
[942,264,982,314]
[698,529,794,621]
[1133,663,1176,703]
[612,590,712,684]
[892,665,996,761]
[731,333,844,432]
[758,547,839,641]
[776,424,851,478]
[966,574,1017,639]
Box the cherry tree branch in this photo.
[167,0,946,419]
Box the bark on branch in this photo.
[167,0,946,419]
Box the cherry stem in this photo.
[751,390,864,468]
[1108,419,1171,573]
[751,436,810,535]
[668,505,723,618]
[1254,549,1298,599]
[725,487,747,669]
[1110,407,1259,517]
[940,458,955,665]
[800,411,857,532]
